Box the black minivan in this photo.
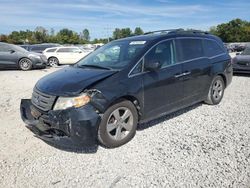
[20,29,232,148]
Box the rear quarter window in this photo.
[176,38,204,62]
[203,39,225,57]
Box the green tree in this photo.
[56,28,80,44]
[113,28,132,39]
[34,26,48,43]
[0,35,8,42]
[210,18,250,42]
[82,29,90,41]
[134,27,144,35]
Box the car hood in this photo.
[234,55,250,61]
[35,66,117,96]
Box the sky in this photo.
[0,0,250,39]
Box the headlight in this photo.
[29,54,41,59]
[53,93,90,110]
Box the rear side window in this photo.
[46,48,56,52]
[176,39,204,62]
[203,39,225,57]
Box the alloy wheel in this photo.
[212,79,223,101]
[19,58,32,70]
[106,107,134,141]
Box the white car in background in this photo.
[43,46,90,66]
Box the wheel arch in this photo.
[217,73,227,86]
[18,57,32,63]
[108,95,142,120]
[48,56,59,65]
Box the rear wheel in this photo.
[98,100,138,148]
[205,76,225,105]
[19,58,32,71]
[48,57,59,67]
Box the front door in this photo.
[0,44,18,68]
[142,40,184,119]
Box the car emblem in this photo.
[34,96,40,104]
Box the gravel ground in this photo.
[0,68,250,188]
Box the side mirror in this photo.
[144,60,161,71]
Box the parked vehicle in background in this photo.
[232,47,250,73]
[0,42,47,70]
[43,46,91,66]
[20,44,30,51]
[20,43,61,53]
[20,29,232,148]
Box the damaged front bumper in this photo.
[20,99,101,148]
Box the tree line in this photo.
[0,26,144,45]
[0,19,250,44]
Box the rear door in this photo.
[175,38,211,104]
[56,47,73,64]
[142,39,184,119]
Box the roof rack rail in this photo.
[144,29,184,35]
[183,30,210,35]
[144,29,210,35]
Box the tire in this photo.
[205,75,225,105]
[48,57,59,67]
[19,58,32,71]
[98,100,138,148]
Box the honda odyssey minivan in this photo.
[20,29,232,148]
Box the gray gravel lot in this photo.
[0,68,250,187]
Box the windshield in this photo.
[241,47,250,55]
[76,40,146,70]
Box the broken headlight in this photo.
[53,93,90,110]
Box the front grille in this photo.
[31,87,56,111]
[237,61,250,67]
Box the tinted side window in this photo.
[144,40,175,69]
[176,39,204,62]
[30,46,45,51]
[203,39,225,57]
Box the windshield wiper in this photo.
[77,64,112,70]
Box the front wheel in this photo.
[98,100,138,148]
[19,58,32,70]
[205,76,225,105]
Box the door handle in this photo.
[174,73,183,78]
[182,71,191,76]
